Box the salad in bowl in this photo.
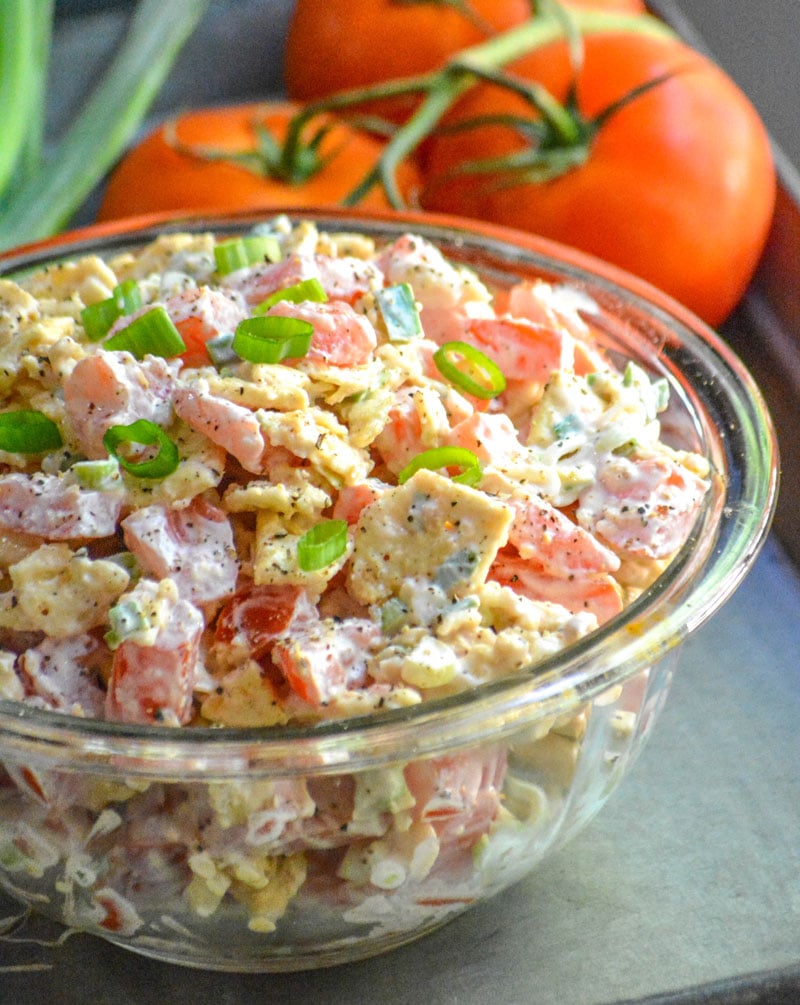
[0,210,777,970]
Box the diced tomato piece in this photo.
[465,315,574,384]
[267,299,376,365]
[490,549,623,624]
[272,618,380,705]
[332,481,385,524]
[165,286,247,368]
[214,584,306,660]
[404,749,506,852]
[105,598,203,725]
[122,497,239,604]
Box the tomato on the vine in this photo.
[420,33,775,325]
[96,102,421,222]
[284,0,644,120]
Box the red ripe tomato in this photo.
[284,0,644,121]
[420,33,776,325]
[285,0,529,117]
[96,102,421,222]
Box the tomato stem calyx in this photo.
[425,63,682,193]
[162,5,674,207]
[310,5,674,207]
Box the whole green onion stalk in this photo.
[0,0,210,252]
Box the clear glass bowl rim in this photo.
[0,207,780,776]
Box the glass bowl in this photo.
[0,208,778,972]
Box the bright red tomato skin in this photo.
[284,0,644,121]
[421,34,776,326]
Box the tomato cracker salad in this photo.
[0,217,711,946]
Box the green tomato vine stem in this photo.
[283,7,675,209]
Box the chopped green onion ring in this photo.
[214,235,281,276]
[0,410,63,454]
[433,341,506,399]
[103,419,179,479]
[104,598,146,651]
[376,283,422,342]
[254,277,328,314]
[398,446,482,487]
[232,316,314,364]
[103,306,186,359]
[70,457,122,490]
[81,280,143,341]
[82,297,121,342]
[297,519,348,572]
[112,279,143,315]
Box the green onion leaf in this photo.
[254,277,328,314]
[398,446,482,486]
[82,297,121,342]
[376,283,422,342]
[81,279,144,341]
[104,306,186,359]
[297,519,348,572]
[103,419,179,479]
[107,551,140,579]
[232,316,314,364]
[214,235,281,276]
[0,409,62,453]
[433,340,506,399]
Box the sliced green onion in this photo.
[297,519,348,572]
[380,597,410,636]
[376,283,422,342]
[0,409,62,453]
[398,446,482,486]
[103,419,179,479]
[104,598,147,651]
[214,235,281,276]
[70,457,122,490]
[81,280,144,341]
[433,340,506,399]
[104,306,186,359]
[254,277,327,314]
[107,551,140,579]
[434,549,480,591]
[113,279,143,313]
[623,361,670,419]
[232,316,314,364]
[82,297,122,342]
[205,332,238,368]
[552,414,581,440]
[652,378,670,414]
